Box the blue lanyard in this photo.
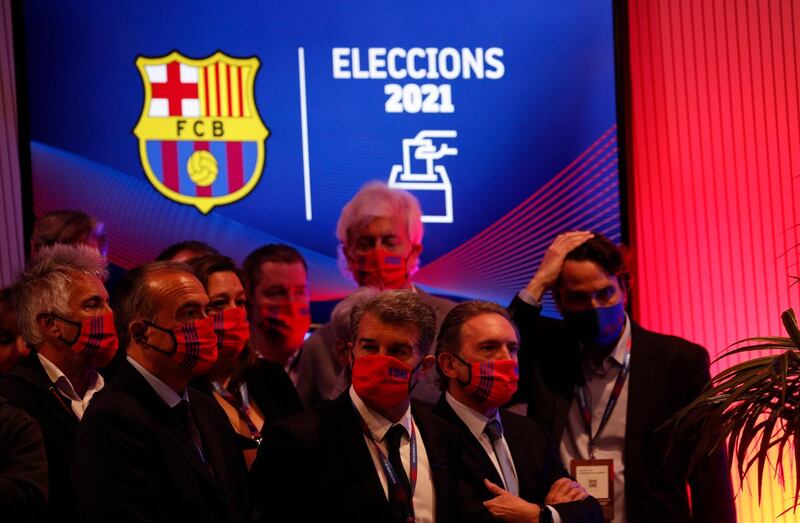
[574,337,631,459]
[211,381,262,445]
[359,415,418,519]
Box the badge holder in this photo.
[570,458,614,521]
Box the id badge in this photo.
[570,459,614,521]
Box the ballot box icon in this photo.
[388,130,458,223]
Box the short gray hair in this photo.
[331,287,380,343]
[112,261,194,349]
[350,290,436,355]
[13,244,108,345]
[336,181,424,278]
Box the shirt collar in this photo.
[37,352,103,401]
[284,348,302,374]
[589,314,632,375]
[610,314,632,365]
[126,356,188,408]
[349,385,413,442]
[445,392,501,441]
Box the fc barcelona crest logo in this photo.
[133,51,269,214]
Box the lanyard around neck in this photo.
[358,414,418,519]
[574,336,631,459]
[211,381,262,445]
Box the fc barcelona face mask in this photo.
[350,248,409,290]
[451,353,519,409]
[53,310,118,367]
[140,316,219,375]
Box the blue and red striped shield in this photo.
[133,52,269,214]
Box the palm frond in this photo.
[669,308,800,509]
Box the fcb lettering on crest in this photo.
[133,51,269,213]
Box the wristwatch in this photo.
[537,504,553,523]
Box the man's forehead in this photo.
[560,260,618,288]
[150,272,206,305]
[257,261,307,284]
[350,215,406,239]
[68,273,107,301]
[357,313,420,344]
[462,314,518,342]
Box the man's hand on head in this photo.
[524,231,594,302]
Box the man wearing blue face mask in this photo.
[509,232,735,523]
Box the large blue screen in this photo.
[22,1,621,314]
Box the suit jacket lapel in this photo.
[117,362,219,486]
[624,323,653,486]
[332,392,392,521]
[414,401,460,523]
[533,323,583,443]
[500,411,537,494]
[431,396,503,486]
[14,354,80,430]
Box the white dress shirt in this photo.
[127,356,188,407]
[559,315,631,523]
[284,349,301,385]
[349,385,436,523]
[445,393,561,523]
[37,353,104,419]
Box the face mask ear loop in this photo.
[52,313,82,347]
[451,352,473,388]
[407,358,426,394]
[346,345,356,385]
[140,320,179,356]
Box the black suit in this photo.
[510,296,735,523]
[250,391,461,523]
[0,397,48,523]
[0,353,81,523]
[72,360,251,523]
[432,395,602,523]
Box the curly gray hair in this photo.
[13,244,108,345]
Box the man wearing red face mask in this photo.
[509,232,734,523]
[72,262,250,523]
[243,244,311,385]
[297,181,455,407]
[0,244,117,523]
[251,290,462,523]
[434,300,602,523]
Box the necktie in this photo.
[484,419,519,496]
[173,400,212,472]
[385,424,412,522]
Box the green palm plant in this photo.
[671,308,800,511]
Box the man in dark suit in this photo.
[0,244,117,523]
[251,290,460,523]
[434,300,602,523]
[0,397,48,523]
[72,261,250,522]
[296,181,455,406]
[510,232,735,522]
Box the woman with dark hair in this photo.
[188,255,303,468]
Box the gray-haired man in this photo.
[0,244,117,523]
[297,181,455,406]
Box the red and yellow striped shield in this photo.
[133,52,269,213]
